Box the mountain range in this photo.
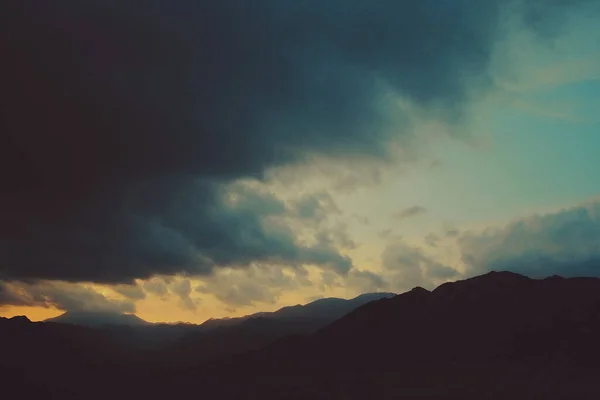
[44,291,395,329]
[46,310,151,327]
[39,292,394,352]
[4,272,600,399]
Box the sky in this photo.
[1,0,600,323]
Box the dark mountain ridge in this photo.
[46,310,151,327]
[158,291,396,365]
[197,291,396,330]
[38,292,394,351]
[266,271,600,367]
[4,272,600,399]
[172,271,600,399]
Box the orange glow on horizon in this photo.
[0,305,63,321]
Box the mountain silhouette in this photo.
[197,292,396,330]
[250,271,600,368]
[45,310,151,327]
[269,292,396,321]
[5,273,600,399]
[35,293,394,355]
[160,292,395,365]
[0,314,142,398]
[174,271,600,399]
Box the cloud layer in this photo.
[459,200,600,278]
[1,0,586,285]
[0,281,135,313]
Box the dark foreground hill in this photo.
[156,272,600,399]
[4,272,600,399]
[309,271,600,366]
[0,315,144,398]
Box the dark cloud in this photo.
[459,200,600,278]
[0,281,135,313]
[1,0,582,283]
[394,206,428,220]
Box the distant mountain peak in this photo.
[45,310,150,327]
[198,292,397,330]
[354,292,397,300]
[481,270,529,279]
[443,270,531,287]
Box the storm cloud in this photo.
[1,0,587,284]
[0,281,135,313]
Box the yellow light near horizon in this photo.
[0,305,63,321]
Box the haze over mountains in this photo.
[39,292,395,351]
[197,292,396,329]
[3,272,600,399]
[45,292,395,328]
